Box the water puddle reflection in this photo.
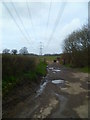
[49,67,54,70]
[52,69,61,72]
[36,80,48,97]
[52,80,64,84]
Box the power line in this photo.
[47,2,66,46]
[46,0,52,33]
[2,2,30,44]
[42,0,52,54]
[11,1,32,43]
[26,0,33,28]
[46,2,67,48]
[26,0,36,41]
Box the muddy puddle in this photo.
[36,79,48,97]
[52,69,61,72]
[48,67,54,70]
[52,80,64,84]
[48,67,61,72]
[36,79,65,97]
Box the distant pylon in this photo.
[39,42,43,56]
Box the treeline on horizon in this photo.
[62,24,89,68]
[2,47,61,56]
[2,47,38,56]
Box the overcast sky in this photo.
[0,0,89,54]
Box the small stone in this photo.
[40,109,43,113]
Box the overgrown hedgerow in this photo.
[2,54,47,96]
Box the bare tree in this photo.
[11,49,18,55]
[63,24,88,67]
[3,49,10,54]
[19,47,28,55]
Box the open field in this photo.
[39,56,59,62]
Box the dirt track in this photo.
[3,62,89,118]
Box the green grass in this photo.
[64,63,90,73]
[36,61,47,76]
[2,76,18,94]
[64,64,72,68]
[23,61,47,83]
[78,66,90,73]
[39,56,57,62]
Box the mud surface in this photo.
[2,62,89,118]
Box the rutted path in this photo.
[3,62,89,118]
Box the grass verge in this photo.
[64,64,90,73]
[78,66,90,73]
